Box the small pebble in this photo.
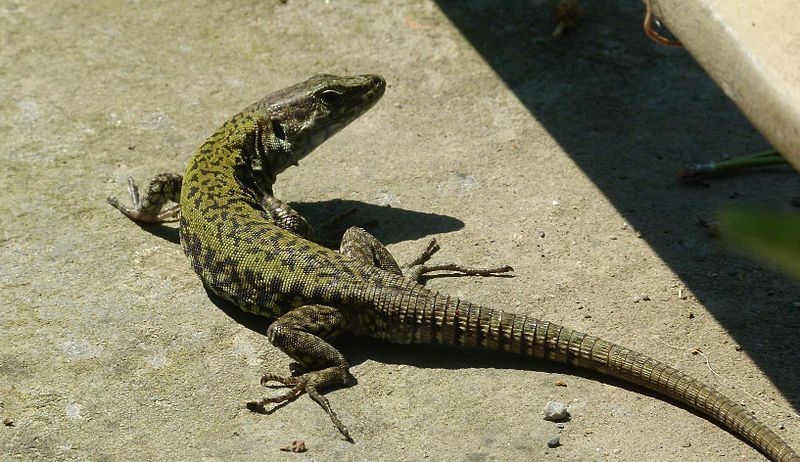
[543,401,570,421]
[547,437,561,448]
[279,439,307,453]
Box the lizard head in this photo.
[251,74,386,182]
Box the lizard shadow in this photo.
[290,199,466,246]
[129,220,181,245]
[206,287,271,333]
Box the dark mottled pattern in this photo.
[170,75,796,461]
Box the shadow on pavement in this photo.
[433,1,800,407]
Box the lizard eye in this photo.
[270,118,286,140]
[320,90,343,106]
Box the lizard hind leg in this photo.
[246,304,353,441]
[107,173,183,223]
[340,226,403,275]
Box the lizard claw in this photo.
[401,238,441,269]
[246,373,306,409]
[247,370,353,442]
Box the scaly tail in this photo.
[369,288,799,462]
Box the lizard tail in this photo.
[372,289,798,462]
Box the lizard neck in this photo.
[181,112,268,213]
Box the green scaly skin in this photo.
[108,74,798,461]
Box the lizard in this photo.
[107,74,799,462]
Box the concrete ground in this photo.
[1,1,798,461]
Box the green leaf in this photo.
[717,206,800,280]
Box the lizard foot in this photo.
[402,238,514,282]
[107,175,182,224]
[401,238,441,268]
[246,368,352,442]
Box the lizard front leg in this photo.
[259,194,317,240]
[107,173,183,223]
[259,194,359,245]
[246,304,352,441]
[339,227,513,283]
